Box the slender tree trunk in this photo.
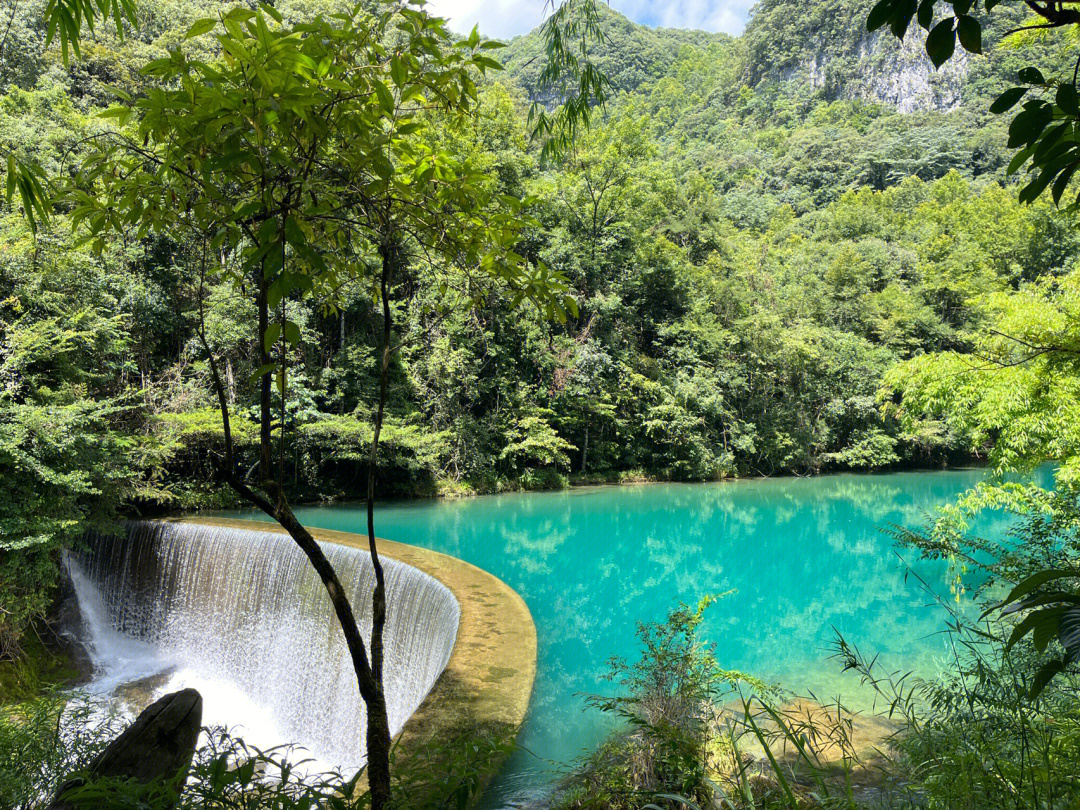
[257,275,273,482]
[362,239,396,809]
[582,421,588,473]
[197,240,392,809]
[226,359,235,405]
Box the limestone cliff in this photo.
[778,27,969,112]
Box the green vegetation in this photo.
[54,3,572,800]
[553,598,773,810]
[526,1,1080,808]
[0,693,124,809]
[0,705,511,809]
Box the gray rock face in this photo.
[779,27,970,113]
[854,28,969,113]
[50,688,202,809]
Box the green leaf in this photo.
[263,322,281,354]
[889,0,916,38]
[473,55,503,73]
[283,320,301,346]
[184,18,216,39]
[1059,606,1080,660]
[262,3,282,23]
[96,106,131,123]
[1019,66,1046,85]
[1009,102,1053,149]
[1003,591,1080,615]
[955,15,981,54]
[991,87,1027,114]
[390,54,406,88]
[925,19,956,68]
[374,80,395,114]
[371,154,393,181]
[101,83,131,101]
[247,363,276,384]
[916,0,934,30]
[867,0,893,32]
[1005,608,1051,651]
[1029,659,1066,699]
[1007,143,1035,176]
[997,570,1080,614]
[283,215,305,247]
[267,278,284,310]
[1058,83,1080,116]
[1020,168,1058,204]
[1032,607,1066,652]
[1033,121,1069,162]
[224,6,254,22]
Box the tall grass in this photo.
[553,582,1080,810]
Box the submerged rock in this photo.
[49,688,202,809]
[45,566,95,684]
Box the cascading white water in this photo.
[68,521,459,772]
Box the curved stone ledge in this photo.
[170,516,537,796]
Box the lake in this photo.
[218,468,1024,806]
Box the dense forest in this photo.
[7,0,1077,519]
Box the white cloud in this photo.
[425,0,547,39]
[612,0,753,35]
[424,0,752,40]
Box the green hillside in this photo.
[498,1,1057,213]
[500,5,734,101]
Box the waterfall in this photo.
[68,521,459,772]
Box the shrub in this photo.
[1,700,516,810]
[0,693,124,809]
[0,549,57,660]
[555,596,773,810]
[834,614,1080,810]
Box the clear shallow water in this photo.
[216,468,1031,806]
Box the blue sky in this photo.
[425,0,754,40]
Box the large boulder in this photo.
[50,688,202,809]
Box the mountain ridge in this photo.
[498,0,1030,115]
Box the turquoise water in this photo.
[217,468,1027,805]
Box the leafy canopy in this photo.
[868,0,1080,209]
[2,0,139,230]
[66,0,576,395]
